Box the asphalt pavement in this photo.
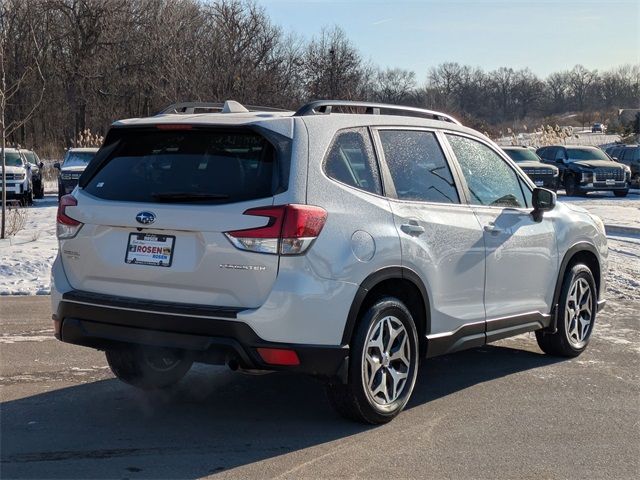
[1,296,639,479]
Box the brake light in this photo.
[56,195,83,239]
[256,348,300,366]
[156,124,193,130]
[224,204,327,255]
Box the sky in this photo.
[257,0,640,78]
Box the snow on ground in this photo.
[0,195,58,295]
[0,191,638,297]
[561,190,640,229]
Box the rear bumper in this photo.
[54,290,348,377]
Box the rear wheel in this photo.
[106,347,193,390]
[536,264,597,357]
[614,189,628,197]
[326,297,419,424]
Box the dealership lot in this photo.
[1,191,639,479]
[1,294,639,479]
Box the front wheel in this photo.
[614,189,629,197]
[536,263,597,357]
[106,347,193,390]
[564,175,583,196]
[326,297,419,424]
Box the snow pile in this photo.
[0,195,58,295]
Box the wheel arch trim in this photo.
[549,241,602,330]
[340,266,431,346]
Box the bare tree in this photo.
[1,0,46,239]
[373,68,416,104]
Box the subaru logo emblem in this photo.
[135,211,156,225]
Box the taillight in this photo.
[224,204,327,255]
[56,195,83,239]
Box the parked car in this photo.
[19,149,45,199]
[52,100,608,424]
[591,123,605,133]
[54,147,99,199]
[502,146,559,191]
[0,147,34,205]
[537,145,630,196]
[605,144,639,187]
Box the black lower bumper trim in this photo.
[57,291,348,377]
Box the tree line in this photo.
[1,0,639,157]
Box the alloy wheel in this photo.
[362,315,411,405]
[565,277,593,348]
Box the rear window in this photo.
[84,128,288,204]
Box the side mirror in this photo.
[532,187,556,222]
[53,162,61,170]
[39,161,44,169]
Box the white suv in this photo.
[1,147,35,205]
[51,100,608,423]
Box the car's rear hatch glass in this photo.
[83,127,287,204]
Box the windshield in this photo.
[503,148,541,162]
[566,148,610,162]
[63,151,96,168]
[2,152,24,167]
[23,151,38,164]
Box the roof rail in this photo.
[158,101,290,115]
[293,100,462,125]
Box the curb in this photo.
[605,224,640,236]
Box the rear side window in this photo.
[379,130,459,204]
[84,128,288,204]
[323,128,382,195]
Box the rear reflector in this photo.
[256,348,300,366]
[56,195,83,239]
[225,204,327,255]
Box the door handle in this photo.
[401,223,425,235]
[483,223,503,234]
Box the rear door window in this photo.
[84,128,288,204]
[379,130,459,204]
[323,128,382,195]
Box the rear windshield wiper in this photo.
[151,192,230,202]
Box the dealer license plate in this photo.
[125,233,175,267]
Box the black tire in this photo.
[564,175,582,196]
[613,189,628,197]
[326,297,419,424]
[536,263,597,357]
[33,180,44,199]
[106,347,193,390]
[21,188,33,206]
